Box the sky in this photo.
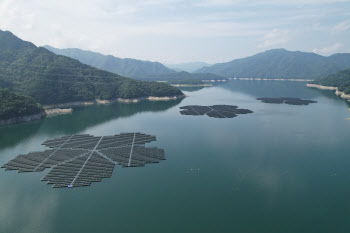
[0,0,349,64]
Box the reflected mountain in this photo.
[221,80,321,99]
[308,89,350,107]
[0,121,44,150]
[179,82,226,93]
[0,99,182,150]
[179,86,205,92]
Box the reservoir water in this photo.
[1,80,350,233]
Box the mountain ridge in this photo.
[196,48,350,80]
[0,30,183,105]
[44,45,224,81]
[44,45,177,79]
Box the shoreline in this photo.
[230,78,314,82]
[1,95,185,126]
[45,108,73,117]
[202,79,227,82]
[170,84,212,87]
[306,84,350,101]
[0,108,74,126]
[43,95,186,108]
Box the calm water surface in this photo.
[1,80,350,233]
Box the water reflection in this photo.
[0,99,183,150]
[221,80,321,99]
[0,173,59,233]
[179,86,205,92]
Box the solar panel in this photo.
[2,133,165,188]
[179,105,253,118]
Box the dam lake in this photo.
[1,80,350,233]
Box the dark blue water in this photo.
[0,80,349,233]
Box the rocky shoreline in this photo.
[1,95,185,126]
[0,108,75,126]
[306,84,350,101]
[45,108,73,117]
[306,84,338,90]
[43,95,186,107]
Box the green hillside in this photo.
[196,49,350,80]
[0,89,44,121]
[0,30,183,105]
[312,68,350,94]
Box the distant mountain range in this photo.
[44,45,350,82]
[44,46,224,81]
[165,62,210,72]
[44,45,177,80]
[0,30,183,105]
[196,49,350,80]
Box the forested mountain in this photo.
[44,45,177,79]
[0,30,183,105]
[311,68,350,94]
[0,89,44,121]
[196,49,350,80]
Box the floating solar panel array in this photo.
[1,133,165,188]
[257,97,317,105]
[180,105,253,118]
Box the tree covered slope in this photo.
[0,30,183,105]
[0,89,44,121]
[312,68,350,94]
[196,49,350,80]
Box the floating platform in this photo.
[257,97,317,105]
[179,105,253,118]
[2,133,165,188]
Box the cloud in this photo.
[331,20,350,34]
[196,0,349,7]
[0,0,349,63]
[258,29,290,48]
[312,42,343,55]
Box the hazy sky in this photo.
[0,0,349,63]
